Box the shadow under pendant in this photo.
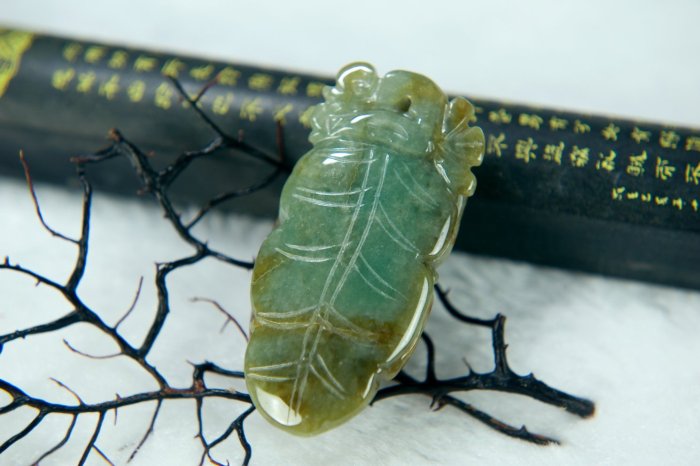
[245,62,484,435]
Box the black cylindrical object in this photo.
[1,28,699,289]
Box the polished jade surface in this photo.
[245,63,484,435]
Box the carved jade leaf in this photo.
[245,62,484,435]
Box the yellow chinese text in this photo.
[212,92,235,115]
[569,146,590,167]
[134,55,158,73]
[489,108,512,124]
[76,71,97,93]
[549,117,568,131]
[626,151,647,177]
[98,75,120,100]
[659,130,680,149]
[127,80,146,102]
[248,73,274,91]
[655,157,676,181]
[573,120,590,134]
[515,138,537,163]
[487,133,507,157]
[631,126,651,144]
[154,82,173,109]
[108,51,129,69]
[190,64,215,81]
[240,98,263,122]
[162,58,186,78]
[518,113,543,130]
[217,66,241,86]
[601,123,620,141]
[277,77,300,95]
[62,43,82,62]
[543,142,564,165]
[596,150,616,172]
[51,68,75,91]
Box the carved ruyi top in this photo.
[308,62,484,197]
[245,63,484,436]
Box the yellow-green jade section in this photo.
[245,63,484,435]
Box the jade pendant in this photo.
[245,63,484,435]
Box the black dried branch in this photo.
[374,289,595,445]
[115,276,144,330]
[32,415,78,464]
[127,399,161,463]
[191,297,250,341]
[18,150,78,244]
[167,76,290,172]
[0,78,275,464]
[0,76,594,465]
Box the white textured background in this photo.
[1,1,700,465]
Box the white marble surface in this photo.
[1,1,700,465]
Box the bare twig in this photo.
[115,276,144,330]
[374,290,595,445]
[191,297,249,341]
[18,150,78,244]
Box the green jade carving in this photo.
[245,63,484,435]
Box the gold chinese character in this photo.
[515,138,537,163]
[626,151,647,176]
[611,187,625,200]
[108,51,128,69]
[549,117,567,131]
[601,123,620,141]
[273,103,294,125]
[471,106,483,123]
[596,150,616,172]
[76,71,97,93]
[641,193,652,202]
[543,142,564,165]
[98,75,120,100]
[672,198,684,210]
[84,46,107,64]
[277,77,300,95]
[655,157,676,181]
[631,126,651,143]
[62,43,82,62]
[659,130,680,149]
[51,68,75,90]
[127,80,146,102]
[240,98,263,122]
[217,66,241,85]
[306,82,326,98]
[154,82,173,109]
[626,191,639,200]
[212,92,234,115]
[299,105,315,127]
[692,199,699,212]
[487,133,507,157]
[518,113,543,130]
[248,73,273,91]
[190,64,215,81]
[161,58,186,78]
[654,196,669,206]
[134,56,158,73]
[489,108,512,124]
[685,162,700,184]
[573,120,590,134]
[685,136,700,152]
[569,146,590,167]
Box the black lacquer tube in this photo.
[1,28,699,288]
